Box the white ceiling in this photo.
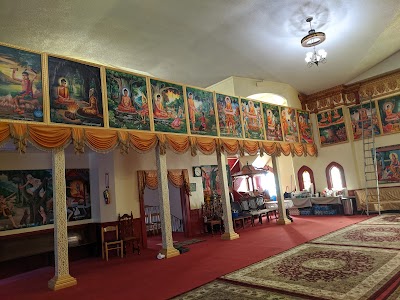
[1,0,400,95]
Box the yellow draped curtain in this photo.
[137,169,191,195]
[0,122,317,157]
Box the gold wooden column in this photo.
[48,148,77,290]
[217,149,239,240]
[156,145,180,258]
[271,155,291,225]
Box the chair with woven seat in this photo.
[101,225,123,261]
[118,212,141,255]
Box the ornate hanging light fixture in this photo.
[301,17,327,67]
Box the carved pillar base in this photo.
[276,218,292,225]
[221,232,240,240]
[48,275,77,291]
[160,247,180,258]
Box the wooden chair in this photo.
[145,213,156,236]
[118,212,141,255]
[101,225,123,261]
[151,212,162,235]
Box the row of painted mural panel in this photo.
[0,44,306,142]
[1,44,400,146]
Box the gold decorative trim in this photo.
[221,232,240,240]
[160,247,180,258]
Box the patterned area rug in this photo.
[309,224,400,249]
[358,214,400,225]
[171,280,308,300]
[222,244,400,300]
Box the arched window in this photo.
[326,162,346,190]
[297,166,315,193]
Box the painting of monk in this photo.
[263,103,283,141]
[186,86,217,136]
[297,110,313,143]
[0,44,43,122]
[216,93,242,138]
[48,56,103,126]
[150,79,187,134]
[378,96,400,135]
[376,145,400,184]
[106,69,150,130]
[241,98,264,140]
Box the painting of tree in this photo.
[186,86,217,136]
[0,44,43,122]
[150,79,187,134]
[106,69,150,130]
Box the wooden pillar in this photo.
[156,145,180,258]
[217,149,239,240]
[48,148,77,290]
[271,155,291,225]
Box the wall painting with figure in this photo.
[378,95,400,135]
[48,56,103,126]
[349,101,381,140]
[106,69,150,130]
[0,169,91,232]
[297,110,313,144]
[281,107,299,143]
[376,145,400,184]
[263,103,283,141]
[186,86,217,136]
[241,98,264,140]
[216,93,242,138]
[0,44,43,122]
[317,107,348,146]
[200,165,232,197]
[150,78,187,134]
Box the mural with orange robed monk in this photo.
[349,102,380,140]
[281,107,299,143]
[317,107,348,146]
[48,56,103,126]
[150,79,187,134]
[297,110,313,144]
[263,103,283,141]
[216,93,242,138]
[241,98,264,140]
[378,95,400,135]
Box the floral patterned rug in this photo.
[222,244,400,300]
[309,224,400,249]
[171,280,308,300]
[358,214,400,225]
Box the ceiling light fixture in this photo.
[301,17,327,67]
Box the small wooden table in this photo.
[204,219,222,235]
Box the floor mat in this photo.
[171,279,309,300]
[309,224,400,249]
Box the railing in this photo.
[144,205,183,233]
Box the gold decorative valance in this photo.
[0,122,317,157]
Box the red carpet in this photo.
[0,215,369,300]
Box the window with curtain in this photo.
[326,162,346,190]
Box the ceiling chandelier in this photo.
[301,17,327,67]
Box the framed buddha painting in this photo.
[317,107,348,146]
[150,78,187,134]
[297,110,313,144]
[48,56,104,126]
[348,101,381,140]
[378,95,400,135]
[0,44,43,122]
[185,86,217,136]
[216,93,242,138]
[106,69,150,130]
[241,97,264,140]
[263,103,283,141]
[281,107,299,143]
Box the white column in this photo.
[48,148,77,290]
[156,146,180,258]
[271,155,291,225]
[217,149,239,240]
